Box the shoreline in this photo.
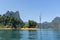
[0,28,40,30]
[20,28,40,30]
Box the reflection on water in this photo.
[0,30,21,40]
[40,29,54,40]
[28,30,37,40]
[53,30,60,40]
[0,29,60,40]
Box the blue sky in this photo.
[0,0,60,23]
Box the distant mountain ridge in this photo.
[37,17,60,29]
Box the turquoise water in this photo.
[0,29,60,40]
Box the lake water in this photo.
[0,29,60,40]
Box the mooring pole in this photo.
[40,13,42,40]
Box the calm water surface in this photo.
[0,29,60,40]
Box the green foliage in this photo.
[23,24,29,28]
[0,15,24,28]
[28,20,37,28]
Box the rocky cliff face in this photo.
[4,11,21,20]
[51,17,60,29]
[4,11,24,27]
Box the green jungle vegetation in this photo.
[0,11,37,29]
[0,11,60,29]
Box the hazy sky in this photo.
[0,0,60,23]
